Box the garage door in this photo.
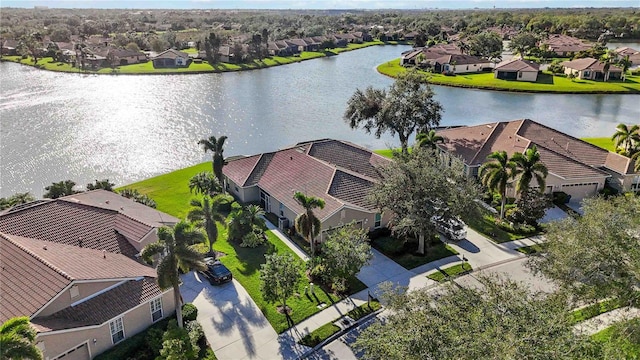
[53,342,89,360]
[561,183,598,200]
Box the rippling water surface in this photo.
[1,44,639,196]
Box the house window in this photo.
[518,72,523,78]
[150,297,163,322]
[279,203,284,217]
[583,70,590,77]
[374,213,382,228]
[110,318,125,344]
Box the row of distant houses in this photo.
[401,42,635,82]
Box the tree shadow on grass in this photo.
[536,73,555,85]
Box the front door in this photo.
[260,190,270,212]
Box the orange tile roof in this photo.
[0,200,152,257]
[437,119,618,180]
[223,139,391,220]
[0,233,157,323]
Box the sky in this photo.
[1,0,638,9]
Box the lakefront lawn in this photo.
[377,59,640,94]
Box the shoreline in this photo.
[0,40,406,76]
[377,59,640,95]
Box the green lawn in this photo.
[117,163,354,334]
[572,298,624,324]
[372,236,459,270]
[377,59,640,94]
[582,137,616,152]
[427,262,472,282]
[516,244,544,255]
[591,319,640,357]
[463,212,528,243]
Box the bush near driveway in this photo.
[371,236,458,270]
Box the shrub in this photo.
[367,227,391,241]
[599,185,619,198]
[552,191,571,205]
[240,229,266,248]
[94,317,172,360]
[182,303,198,322]
[158,320,198,360]
[186,321,204,349]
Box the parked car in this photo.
[431,215,467,241]
[199,257,233,285]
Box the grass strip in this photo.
[516,244,544,255]
[572,298,625,324]
[298,301,381,347]
[427,263,473,282]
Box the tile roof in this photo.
[562,57,622,72]
[434,54,489,66]
[153,49,189,59]
[223,139,391,220]
[0,233,156,323]
[614,47,639,56]
[495,59,540,72]
[437,119,621,180]
[59,190,178,228]
[32,278,162,332]
[0,200,151,257]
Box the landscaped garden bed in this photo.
[371,236,458,270]
[298,300,381,347]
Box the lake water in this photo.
[1,43,639,197]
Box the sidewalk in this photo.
[263,216,310,262]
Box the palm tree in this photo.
[188,172,221,196]
[612,123,640,155]
[416,129,444,150]
[632,151,640,173]
[0,317,43,360]
[511,145,549,197]
[479,151,516,219]
[293,192,325,259]
[141,221,206,328]
[198,135,228,191]
[187,195,231,257]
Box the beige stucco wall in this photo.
[226,178,260,204]
[445,62,492,74]
[38,281,122,317]
[610,173,640,192]
[517,70,538,82]
[37,290,175,360]
[319,207,392,241]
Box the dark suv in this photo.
[199,257,233,285]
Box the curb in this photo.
[299,307,385,359]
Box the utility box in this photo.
[278,217,289,231]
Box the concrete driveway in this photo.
[181,272,284,360]
[540,205,569,223]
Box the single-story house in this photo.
[431,54,492,74]
[494,59,540,82]
[435,119,639,200]
[0,190,179,360]
[614,47,640,66]
[268,40,299,56]
[543,34,592,56]
[562,57,623,81]
[223,139,393,241]
[152,49,190,68]
[1,39,18,55]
